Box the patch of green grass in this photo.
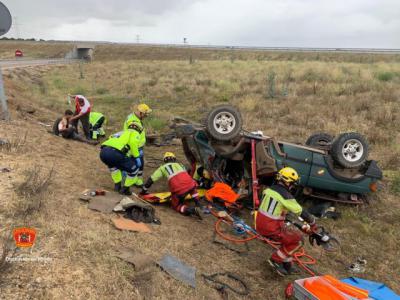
[391,175,400,195]
[144,117,167,132]
[53,78,66,90]
[96,87,109,95]
[376,71,394,82]
[71,86,88,95]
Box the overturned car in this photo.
[172,105,382,204]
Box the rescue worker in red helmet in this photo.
[141,152,202,219]
[256,167,317,276]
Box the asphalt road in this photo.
[0,58,77,70]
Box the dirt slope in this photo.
[0,64,399,300]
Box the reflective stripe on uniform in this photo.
[167,170,186,180]
[258,209,285,221]
[266,198,278,215]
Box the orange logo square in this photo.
[13,227,37,248]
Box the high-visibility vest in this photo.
[101,130,141,158]
[150,162,187,182]
[89,112,104,126]
[123,113,146,148]
[258,184,302,221]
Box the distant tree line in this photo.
[0,37,46,42]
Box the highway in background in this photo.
[0,58,77,70]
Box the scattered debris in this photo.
[348,258,367,274]
[115,194,159,224]
[112,216,152,233]
[88,195,121,213]
[146,133,179,147]
[202,272,250,298]
[308,202,341,220]
[157,254,196,288]
[0,139,9,146]
[38,122,51,127]
[113,196,135,212]
[115,247,154,271]
[0,167,11,173]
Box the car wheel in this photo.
[331,132,369,168]
[52,117,62,136]
[305,132,334,148]
[205,105,242,141]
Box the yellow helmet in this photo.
[137,103,152,115]
[277,167,300,185]
[163,152,176,160]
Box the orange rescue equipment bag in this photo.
[205,182,239,205]
[322,275,369,299]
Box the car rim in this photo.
[213,112,236,134]
[342,139,364,162]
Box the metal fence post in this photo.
[0,66,10,121]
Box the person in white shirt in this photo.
[68,94,92,139]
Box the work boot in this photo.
[268,259,289,276]
[283,262,301,275]
[186,207,202,220]
[119,186,132,196]
[114,182,122,192]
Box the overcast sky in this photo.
[1,0,400,48]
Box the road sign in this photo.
[0,1,12,36]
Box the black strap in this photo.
[202,272,250,296]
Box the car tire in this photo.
[52,117,62,136]
[331,132,368,168]
[205,105,242,141]
[305,132,334,148]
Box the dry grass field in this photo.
[0,42,399,299]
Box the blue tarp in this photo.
[341,277,400,300]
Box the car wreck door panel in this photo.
[271,143,313,186]
[308,153,372,194]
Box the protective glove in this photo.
[139,148,144,157]
[135,157,142,168]
[302,223,318,234]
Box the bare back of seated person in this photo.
[55,110,98,145]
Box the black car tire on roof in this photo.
[205,105,242,141]
[331,132,369,168]
[305,132,334,148]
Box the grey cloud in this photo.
[1,0,399,47]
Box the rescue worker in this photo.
[68,94,91,140]
[123,104,152,188]
[256,167,317,276]
[100,123,143,195]
[192,164,213,189]
[89,111,106,140]
[141,152,202,219]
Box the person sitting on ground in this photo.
[256,167,317,276]
[141,152,202,219]
[100,123,143,195]
[89,111,106,140]
[53,110,97,144]
[68,94,92,140]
